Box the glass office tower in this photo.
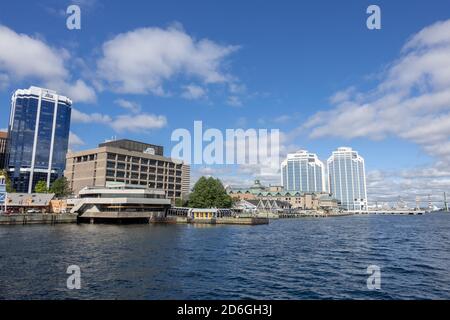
[6,86,72,193]
[281,150,326,193]
[327,147,367,211]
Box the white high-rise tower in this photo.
[327,147,367,211]
[281,150,326,193]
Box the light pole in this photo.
[444,192,449,212]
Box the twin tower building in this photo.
[281,149,367,211]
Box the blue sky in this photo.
[1,0,450,204]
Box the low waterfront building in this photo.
[49,199,69,214]
[227,180,339,211]
[70,182,171,223]
[233,199,258,214]
[4,193,56,213]
[65,139,190,204]
[234,199,292,214]
[190,208,234,221]
[166,207,235,219]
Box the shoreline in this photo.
[0,213,77,225]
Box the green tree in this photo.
[188,176,232,208]
[175,198,189,207]
[34,180,49,193]
[49,177,71,198]
[0,169,15,192]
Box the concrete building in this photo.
[281,150,326,193]
[181,164,191,195]
[0,131,7,169]
[65,139,190,204]
[327,147,367,211]
[6,86,72,193]
[71,183,171,223]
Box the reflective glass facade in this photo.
[281,150,325,193]
[6,87,72,193]
[327,147,367,211]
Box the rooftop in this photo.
[13,86,72,105]
[99,139,163,156]
[6,193,56,206]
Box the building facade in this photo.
[0,131,7,169]
[327,147,367,211]
[227,180,338,211]
[65,139,191,204]
[181,164,191,195]
[6,87,72,193]
[71,183,171,223]
[281,150,326,193]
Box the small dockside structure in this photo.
[167,207,268,225]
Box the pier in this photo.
[0,213,77,225]
[255,211,355,219]
[365,210,426,215]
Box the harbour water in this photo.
[0,213,449,300]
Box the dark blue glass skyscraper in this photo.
[6,86,72,193]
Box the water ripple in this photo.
[1,214,450,299]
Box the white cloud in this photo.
[71,108,112,124]
[366,166,450,207]
[110,114,167,133]
[0,25,67,80]
[0,73,9,90]
[114,98,141,113]
[304,19,450,159]
[181,84,206,100]
[0,24,96,103]
[71,108,166,133]
[48,79,97,104]
[299,19,450,202]
[96,24,238,94]
[227,96,242,107]
[68,131,85,150]
[273,115,291,124]
[328,86,357,104]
